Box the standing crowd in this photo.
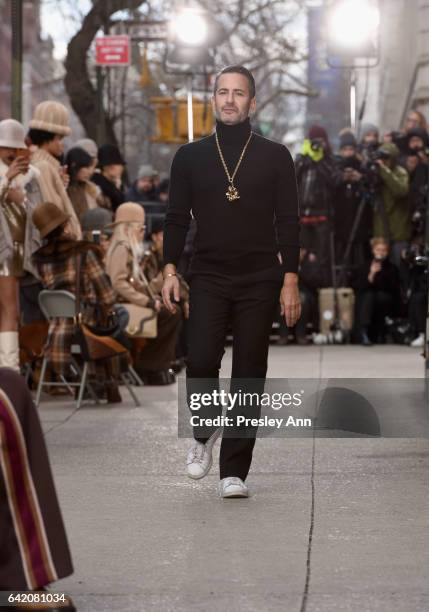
[284,110,429,347]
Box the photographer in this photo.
[334,132,371,276]
[358,123,380,164]
[372,143,411,267]
[399,129,429,242]
[295,125,341,287]
[354,238,401,345]
[399,238,428,347]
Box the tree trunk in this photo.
[64,0,144,146]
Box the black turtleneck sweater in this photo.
[164,117,300,276]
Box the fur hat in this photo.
[32,202,70,238]
[108,202,145,227]
[29,101,71,136]
[0,119,27,149]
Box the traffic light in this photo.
[150,96,213,143]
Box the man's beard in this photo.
[214,105,250,125]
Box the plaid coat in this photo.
[33,239,116,374]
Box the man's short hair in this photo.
[213,65,256,98]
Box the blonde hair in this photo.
[370,237,389,250]
[106,222,145,282]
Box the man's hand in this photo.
[6,156,29,181]
[162,275,180,314]
[280,276,301,328]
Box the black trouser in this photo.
[186,271,282,481]
[409,289,427,335]
[300,221,331,286]
[356,289,394,338]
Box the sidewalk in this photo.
[39,345,429,611]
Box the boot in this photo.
[0,330,20,372]
[106,383,122,404]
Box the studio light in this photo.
[171,8,208,46]
[328,0,380,53]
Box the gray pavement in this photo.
[38,345,429,612]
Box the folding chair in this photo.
[35,290,140,408]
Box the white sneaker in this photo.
[219,477,249,498]
[410,333,424,348]
[186,427,222,480]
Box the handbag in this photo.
[123,303,158,338]
[74,253,127,361]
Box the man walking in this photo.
[162,65,301,498]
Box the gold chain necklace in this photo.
[215,130,253,202]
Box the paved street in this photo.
[39,345,429,612]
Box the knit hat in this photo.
[378,142,400,160]
[360,123,379,140]
[29,101,71,136]
[0,119,27,149]
[32,202,70,239]
[98,144,126,167]
[339,131,357,148]
[108,202,145,227]
[137,163,156,179]
[75,138,98,158]
[308,124,329,142]
[81,207,113,232]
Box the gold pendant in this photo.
[226,184,240,202]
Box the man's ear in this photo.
[249,97,257,117]
[211,95,216,115]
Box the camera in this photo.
[310,138,324,152]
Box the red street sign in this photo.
[95,35,130,66]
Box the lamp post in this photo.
[168,7,210,142]
[327,0,380,131]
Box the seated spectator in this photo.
[277,249,321,345]
[31,201,123,402]
[81,206,113,255]
[0,367,75,608]
[353,238,401,345]
[106,203,182,385]
[91,144,126,212]
[125,164,157,203]
[66,147,103,221]
[156,177,170,203]
[142,219,189,370]
[399,239,428,348]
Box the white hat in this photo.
[75,138,98,158]
[0,119,27,149]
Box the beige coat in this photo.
[31,148,82,239]
[106,241,156,308]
